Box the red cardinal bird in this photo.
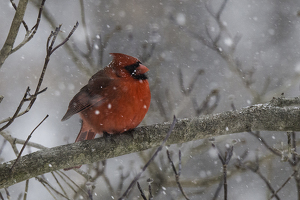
[62,53,151,168]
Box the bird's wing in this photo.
[61,70,113,121]
[61,85,93,121]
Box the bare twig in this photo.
[0,131,47,150]
[11,115,48,172]
[79,0,92,55]
[118,116,177,200]
[4,188,10,200]
[55,170,88,196]
[193,89,220,115]
[86,182,94,200]
[167,150,190,200]
[23,179,29,200]
[51,172,68,199]
[212,143,233,200]
[137,182,147,200]
[0,0,29,68]
[116,165,130,197]
[98,25,122,67]
[0,87,31,131]
[249,131,282,157]
[291,132,297,164]
[236,149,280,200]
[212,178,223,200]
[10,0,46,54]
[35,176,70,200]
[147,178,153,200]
[36,178,58,200]
[0,191,4,200]
[179,69,204,96]
[0,22,78,130]
[268,171,296,200]
[9,0,28,31]
[0,137,7,157]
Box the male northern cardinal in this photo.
[62,53,151,168]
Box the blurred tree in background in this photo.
[1,0,300,199]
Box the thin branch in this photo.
[147,178,153,200]
[167,150,190,200]
[268,171,296,200]
[249,131,282,157]
[4,188,10,200]
[0,0,29,68]
[9,0,29,31]
[137,182,147,200]
[0,87,30,131]
[11,115,48,172]
[0,86,47,125]
[212,178,223,200]
[193,89,220,115]
[51,172,68,199]
[79,0,92,55]
[292,132,297,164]
[10,0,46,54]
[0,191,4,200]
[97,25,122,68]
[0,22,78,129]
[178,69,204,96]
[35,176,70,200]
[0,131,47,150]
[23,179,29,200]
[236,149,280,200]
[212,144,233,200]
[36,177,58,200]
[118,116,177,200]
[55,170,88,196]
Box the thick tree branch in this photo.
[1,97,300,188]
[0,0,29,68]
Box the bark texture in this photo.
[1,99,300,188]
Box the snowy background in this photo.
[1,0,300,199]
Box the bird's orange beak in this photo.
[136,64,149,75]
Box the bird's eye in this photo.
[125,62,140,74]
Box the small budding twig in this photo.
[118,116,177,200]
[167,150,190,200]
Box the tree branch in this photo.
[0,0,29,68]
[1,97,300,188]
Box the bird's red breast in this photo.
[62,53,151,144]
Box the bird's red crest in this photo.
[110,53,139,68]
